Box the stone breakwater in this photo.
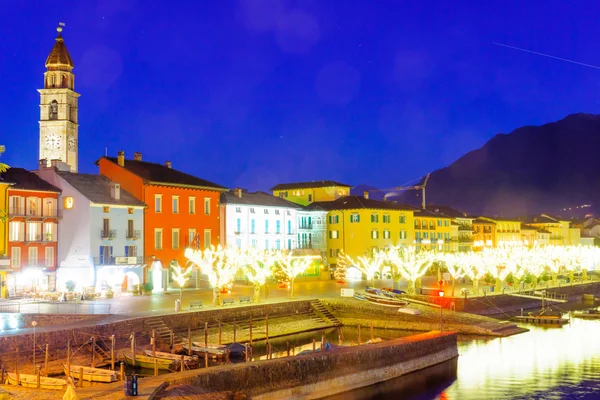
[154,331,459,399]
[323,298,528,336]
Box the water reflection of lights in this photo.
[452,319,600,397]
[0,314,20,331]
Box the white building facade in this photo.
[220,190,300,251]
[37,161,146,293]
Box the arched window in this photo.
[49,100,58,120]
[62,75,68,88]
[51,75,56,88]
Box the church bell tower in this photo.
[39,23,80,172]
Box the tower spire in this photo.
[57,22,65,39]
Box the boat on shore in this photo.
[572,309,600,319]
[122,352,178,370]
[63,364,118,383]
[6,373,67,390]
[143,350,200,366]
[354,293,366,301]
[364,292,410,308]
[226,342,247,358]
[398,307,422,315]
[514,307,568,326]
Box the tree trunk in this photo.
[551,272,558,287]
[472,278,479,295]
[253,283,261,303]
[582,269,588,282]
[416,277,422,290]
[407,279,416,294]
[451,277,456,297]
[495,277,502,293]
[213,287,222,306]
[532,276,538,290]
[569,271,574,286]
[290,277,295,298]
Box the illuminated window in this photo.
[350,214,360,223]
[329,230,339,239]
[189,197,196,214]
[128,208,134,214]
[400,231,407,239]
[371,214,379,223]
[383,230,391,239]
[383,215,390,223]
[204,198,211,215]
[155,195,162,213]
[154,228,163,250]
[103,206,110,213]
[64,196,74,209]
[399,215,406,224]
[371,230,379,239]
[172,228,180,249]
[204,229,211,249]
[172,196,179,214]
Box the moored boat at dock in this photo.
[122,352,178,370]
[143,350,200,367]
[6,373,67,390]
[572,308,600,319]
[63,364,118,382]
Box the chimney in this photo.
[111,183,121,200]
[117,151,125,167]
[133,152,142,161]
[39,159,48,168]
[364,191,369,199]
[234,188,242,198]
[164,160,172,169]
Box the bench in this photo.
[189,300,203,310]
[223,298,234,306]
[239,296,251,304]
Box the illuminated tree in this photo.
[184,246,241,306]
[460,252,487,294]
[334,250,348,283]
[274,252,315,297]
[440,253,467,297]
[345,250,386,287]
[387,246,433,294]
[170,262,193,305]
[244,248,276,303]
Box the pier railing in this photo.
[0,301,112,315]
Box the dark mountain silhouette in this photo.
[415,113,600,217]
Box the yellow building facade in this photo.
[480,217,522,247]
[413,210,453,252]
[271,181,352,206]
[310,196,415,265]
[0,181,11,298]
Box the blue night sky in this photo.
[1,1,599,190]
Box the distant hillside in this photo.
[420,113,600,216]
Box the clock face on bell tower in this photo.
[39,24,80,173]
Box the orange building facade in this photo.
[472,218,496,249]
[97,152,227,286]
[4,168,61,295]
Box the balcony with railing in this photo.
[101,229,118,240]
[126,229,141,240]
[298,223,313,230]
[458,224,473,231]
[94,256,144,265]
[24,234,43,243]
[458,235,474,243]
[8,207,61,219]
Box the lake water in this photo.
[326,317,600,400]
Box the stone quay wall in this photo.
[161,299,313,331]
[156,331,458,399]
[0,300,315,354]
[407,281,600,316]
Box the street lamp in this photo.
[32,321,38,368]
[438,290,444,332]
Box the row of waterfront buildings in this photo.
[0,26,595,298]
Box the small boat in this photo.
[122,352,178,370]
[572,309,600,319]
[514,307,569,326]
[398,307,422,315]
[143,350,199,366]
[381,287,407,296]
[366,338,383,344]
[354,293,366,301]
[364,293,410,308]
[182,344,224,359]
[226,342,247,358]
[63,364,118,383]
[6,373,67,390]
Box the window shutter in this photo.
[125,246,129,257]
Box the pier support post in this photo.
[120,362,125,381]
[154,357,158,376]
[204,352,208,368]
[79,367,84,387]
[249,319,253,345]
[218,321,222,345]
[205,322,208,348]
[110,335,115,371]
[67,341,71,378]
[358,324,361,345]
[233,320,237,342]
[44,344,49,376]
[180,355,185,372]
[91,336,96,368]
[188,327,192,356]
